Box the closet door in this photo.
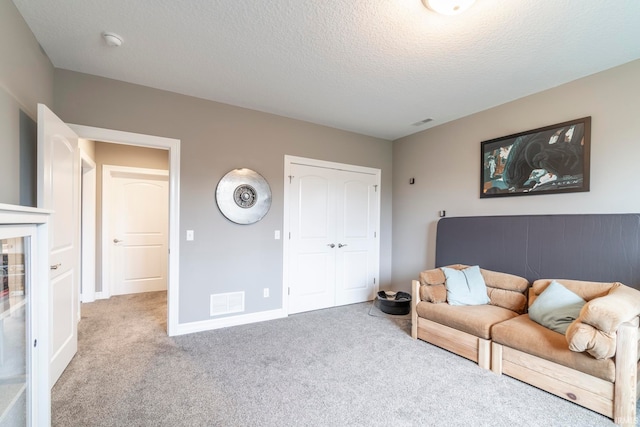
[334,171,378,306]
[288,165,337,314]
[287,160,379,314]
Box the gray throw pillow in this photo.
[441,265,490,306]
[529,280,586,335]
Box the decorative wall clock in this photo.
[216,168,272,224]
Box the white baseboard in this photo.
[171,308,288,336]
[81,294,96,303]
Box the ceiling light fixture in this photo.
[102,32,123,47]
[422,0,476,15]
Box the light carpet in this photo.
[52,291,631,426]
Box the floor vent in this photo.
[210,291,245,316]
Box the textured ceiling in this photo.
[12,0,640,140]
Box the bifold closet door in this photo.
[288,163,378,314]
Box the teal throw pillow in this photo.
[529,280,586,335]
[441,265,490,306]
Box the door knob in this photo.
[50,263,61,270]
[113,238,123,243]
[327,243,335,248]
[338,243,348,248]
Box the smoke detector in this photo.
[102,32,123,47]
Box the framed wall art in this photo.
[481,116,591,198]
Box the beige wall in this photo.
[94,142,169,293]
[54,69,393,323]
[0,0,54,205]
[392,59,640,290]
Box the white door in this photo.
[37,104,80,388]
[104,166,168,296]
[288,161,379,314]
[288,166,337,313]
[334,171,378,306]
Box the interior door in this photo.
[106,168,168,296]
[288,165,336,314]
[37,104,80,388]
[288,162,379,314]
[334,171,378,305]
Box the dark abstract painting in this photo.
[481,117,591,198]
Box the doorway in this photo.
[70,125,181,336]
[283,155,381,315]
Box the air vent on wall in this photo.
[412,117,435,126]
[210,291,245,316]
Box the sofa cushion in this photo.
[565,321,616,360]
[528,280,586,335]
[480,268,529,293]
[530,279,613,306]
[578,283,640,333]
[416,301,519,340]
[486,287,527,315]
[420,283,447,303]
[492,314,615,382]
[442,265,491,306]
[419,265,529,313]
[565,282,640,359]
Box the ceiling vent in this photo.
[412,118,434,126]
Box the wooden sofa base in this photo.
[414,317,491,369]
[491,342,614,417]
[410,279,491,369]
[491,341,638,426]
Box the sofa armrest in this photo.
[614,317,639,425]
[411,279,420,339]
[566,284,640,360]
[581,283,640,333]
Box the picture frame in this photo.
[480,117,591,198]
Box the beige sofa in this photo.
[411,264,529,369]
[491,279,640,426]
[412,268,640,426]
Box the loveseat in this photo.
[411,266,640,426]
[491,279,640,426]
[411,264,529,369]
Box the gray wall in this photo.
[0,0,54,205]
[54,70,393,323]
[392,59,640,290]
[94,142,169,293]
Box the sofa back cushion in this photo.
[419,264,529,314]
[529,279,614,307]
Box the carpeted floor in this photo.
[51,291,631,426]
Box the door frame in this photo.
[282,155,381,315]
[101,165,169,298]
[68,124,181,336]
[80,150,96,303]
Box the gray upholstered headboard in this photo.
[435,214,640,290]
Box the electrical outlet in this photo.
[263,288,269,298]
[186,230,194,241]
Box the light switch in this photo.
[186,230,194,241]
[274,230,280,240]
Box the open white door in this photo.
[37,104,80,388]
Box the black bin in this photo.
[377,291,411,315]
